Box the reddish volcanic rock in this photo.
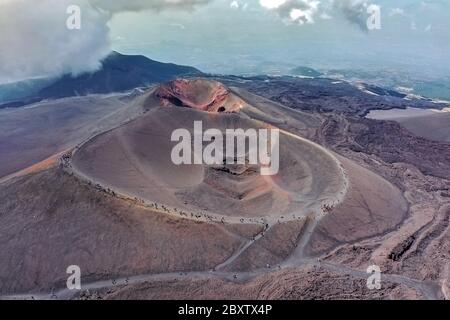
[154,79,244,113]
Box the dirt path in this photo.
[1,257,440,300]
[214,224,272,271]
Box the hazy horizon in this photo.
[111,0,450,80]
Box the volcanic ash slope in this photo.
[71,79,348,222]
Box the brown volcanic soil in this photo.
[1,78,448,300]
[220,220,308,272]
[77,266,422,300]
[0,91,148,180]
[304,155,408,256]
[0,165,261,294]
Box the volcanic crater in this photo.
[70,79,350,222]
[154,78,245,113]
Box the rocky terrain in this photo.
[367,108,450,143]
[0,76,448,300]
[154,79,243,113]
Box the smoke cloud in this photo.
[332,0,372,31]
[0,0,211,83]
[259,0,374,29]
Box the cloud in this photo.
[260,0,287,10]
[259,0,376,30]
[230,0,249,11]
[389,7,405,17]
[259,0,321,25]
[320,12,332,19]
[0,0,211,83]
[230,1,239,9]
[0,0,106,83]
[89,0,211,14]
[170,22,187,30]
[331,0,372,31]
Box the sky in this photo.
[0,0,449,83]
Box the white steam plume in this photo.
[0,0,211,83]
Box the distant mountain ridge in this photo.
[0,51,202,108]
[39,52,202,99]
[290,66,322,78]
[0,78,54,102]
